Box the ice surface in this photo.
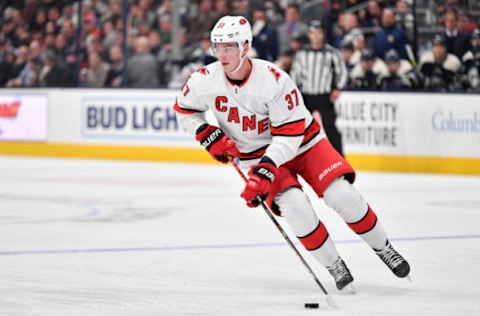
[0,156,479,315]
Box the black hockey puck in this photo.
[304,303,319,309]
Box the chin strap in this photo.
[230,48,248,73]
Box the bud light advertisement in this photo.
[81,95,189,141]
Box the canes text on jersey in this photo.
[215,96,269,134]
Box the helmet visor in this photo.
[211,42,240,56]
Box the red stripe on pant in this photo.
[298,222,329,251]
[348,206,378,234]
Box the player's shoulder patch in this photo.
[444,53,461,71]
[462,51,473,62]
[187,66,211,86]
[419,52,435,65]
[267,65,282,82]
[195,67,209,75]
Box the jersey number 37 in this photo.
[285,89,300,110]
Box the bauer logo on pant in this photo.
[319,162,343,181]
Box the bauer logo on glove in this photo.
[257,167,275,182]
[200,128,223,150]
[195,124,240,163]
[241,157,279,207]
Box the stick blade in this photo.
[326,294,338,309]
[344,283,357,295]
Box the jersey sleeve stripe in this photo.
[301,119,321,146]
[173,100,205,115]
[271,119,305,136]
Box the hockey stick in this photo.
[227,155,337,309]
[405,44,417,67]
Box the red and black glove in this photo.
[240,157,279,208]
[195,124,239,163]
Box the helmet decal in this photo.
[210,15,252,49]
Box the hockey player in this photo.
[462,29,480,92]
[418,35,461,91]
[173,15,410,291]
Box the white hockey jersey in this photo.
[173,58,325,167]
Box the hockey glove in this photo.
[240,157,279,208]
[195,124,239,163]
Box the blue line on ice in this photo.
[1,234,479,256]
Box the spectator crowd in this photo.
[0,0,479,92]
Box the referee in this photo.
[291,20,347,155]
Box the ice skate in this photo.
[375,241,411,279]
[327,257,355,293]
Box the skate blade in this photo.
[342,283,357,295]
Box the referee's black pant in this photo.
[303,94,343,156]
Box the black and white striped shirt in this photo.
[291,44,347,95]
